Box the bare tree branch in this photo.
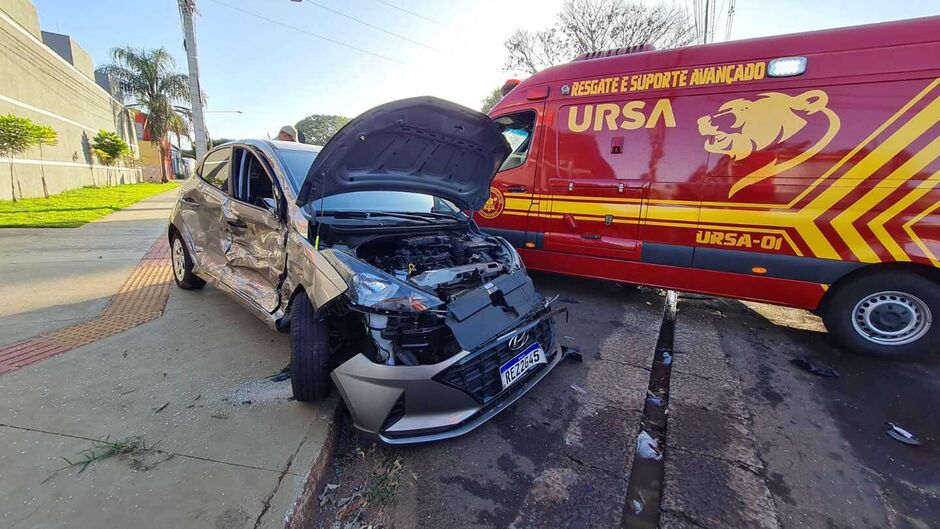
[504,0,694,74]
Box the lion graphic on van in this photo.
[697,90,841,197]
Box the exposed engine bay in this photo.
[357,232,512,299]
[320,226,543,368]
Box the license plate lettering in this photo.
[500,343,546,389]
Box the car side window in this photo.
[493,111,536,172]
[232,148,278,213]
[200,147,232,192]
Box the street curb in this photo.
[284,398,344,529]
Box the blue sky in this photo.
[29,0,940,140]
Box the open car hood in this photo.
[296,96,511,211]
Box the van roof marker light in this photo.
[767,56,807,77]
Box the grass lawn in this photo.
[0,182,179,228]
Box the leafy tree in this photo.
[91,130,131,185]
[295,114,350,146]
[31,124,57,198]
[480,87,504,113]
[97,47,190,183]
[0,113,38,202]
[505,0,696,74]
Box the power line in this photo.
[372,0,440,25]
[205,0,406,65]
[299,0,440,52]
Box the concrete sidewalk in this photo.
[0,189,180,346]
[0,189,335,528]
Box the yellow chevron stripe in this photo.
[903,194,940,267]
[787,78,940,209]
[833,136,940,262]
[871,170,940,261]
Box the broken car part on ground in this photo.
[168,96,562,444]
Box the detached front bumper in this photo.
[330,307,563,445]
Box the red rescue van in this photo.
[478,17,940,359]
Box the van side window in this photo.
[494,111,536,172]
[200,147,232,192]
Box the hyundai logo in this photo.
[508,332,529,351]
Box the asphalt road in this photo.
[312,273,939,529]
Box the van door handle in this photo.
[581,234,600,240]
[506,185,527,193]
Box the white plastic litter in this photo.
[636,430,662,460]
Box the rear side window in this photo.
[200,147,232,192]
[493,111,536,172]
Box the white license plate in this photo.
[499,342,546,389]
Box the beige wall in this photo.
[0,0,141,200]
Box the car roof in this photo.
[221,138,322,153]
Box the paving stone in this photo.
[662,450,780,529]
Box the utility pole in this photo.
[179,0,208,160]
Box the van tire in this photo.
[823,272,938,359]
[171,233,205,290]
[290,294,331,401]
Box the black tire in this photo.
[823,271,938,359]
[290,294,331,401]
[170,232,205,290]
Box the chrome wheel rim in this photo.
[852,291,931,346]
[172,238,186,282]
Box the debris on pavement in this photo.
[562,344,583,362]
[662,351,673,366]
[269,365,290,382]
[152,402,169,414]
[569,384,588,395]
[790,356,840,378]
[319,483,340,507]
[636,430,663,460]
[886,423,921,446]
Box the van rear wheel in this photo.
[823,271,938,359]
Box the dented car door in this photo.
[218,146,288,313]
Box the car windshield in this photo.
[277,147,319,191]
[276,146,463,218]
[312,191,462,216]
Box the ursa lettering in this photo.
[696,230,784,250]
[566,99,676,133]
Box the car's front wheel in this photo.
[290,293,331,401]
[170,232,205,290]
[823,271,938,359]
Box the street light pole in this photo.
[179,0,208,160]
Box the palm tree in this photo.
[97,47,190,183]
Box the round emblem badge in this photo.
[478,186,505,219]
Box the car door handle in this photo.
[181,197,202,207]
[226,218,247,229]
[581,234,600,240]
[506,185,528,193]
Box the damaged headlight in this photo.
[323,249,444,313]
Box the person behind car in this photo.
[275,125,298,142]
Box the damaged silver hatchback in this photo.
[168,97,563,443]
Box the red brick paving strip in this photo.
[0,237,172,375]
